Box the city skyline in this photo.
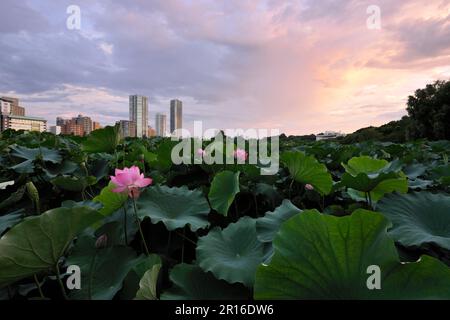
[0,1,449,135]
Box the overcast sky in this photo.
[1,0,449,134]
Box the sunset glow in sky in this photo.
[1,0,450,135]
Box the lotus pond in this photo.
[1,126,450,300]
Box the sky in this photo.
[0,0,449,135]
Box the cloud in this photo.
[0,0,50,33]
[0,0,449,135]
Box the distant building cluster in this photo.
[116,95,183,139]
[0,97,47,132]
[0,94,184,138]
[52,115,102,136]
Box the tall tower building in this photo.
[155,113,167,137]
[170,99,182,134]
[129,95,148,138]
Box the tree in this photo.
[407,80,450,140]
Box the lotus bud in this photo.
[26,181,40,214]
[95,234,108,249]
[305,184,314,191]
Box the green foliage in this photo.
[51,175,97,192]
[10,145,62,173]
[0,207,103,287]
[1,128,450,301]
[340,156,407,203]
[208,170,240,216]
[254,210,450,299]
[66,233,147,300]
[407,80,450,140]
[256,200,302,243]
[82,125,120,153]
[161,264,249,300]
[0,210,23,235]
[135,264,161,300]
[136,185,210,231]
[377,192,450,250]
[341,117,411,144]
[93,182,128,216]
[196,217,265,287]
[281,151,333,195]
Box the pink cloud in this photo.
[1,0,449,135]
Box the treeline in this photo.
[340,80,450,143]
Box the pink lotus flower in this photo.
[234,148,248,161]
[196,148,206,157]
[110,166,152,198]
[305,184,314,191]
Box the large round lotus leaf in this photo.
[66,233,147,300]
[0,210,23,236]
[93,182,128,217]
[208,170,240,216]
[94,205,138,246]
[377,192,450,250]
[196,217,265,287]
[136,185,210,232]
[51,175,97,192]
[0,207,103,287]
[408,178,433,190]
[161,264,249,300]
[340,171,402,193]
[256,200,303,243]
[403,163,427,179]
[43,160,79,179]
[340,156,407,195]
[148,139,177,172]
[341,156,388,175]
[346,176,408,203]
[0,185,26,211]
[82,125,120,154]
[281,151,333,195]
[10,145,62,173]
[254,209,450,299]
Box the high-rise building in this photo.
[117,120,136,139]
[155,113,167,137]
[129,95,148,138]
[1,97,25,116]
[170,99,182,134]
